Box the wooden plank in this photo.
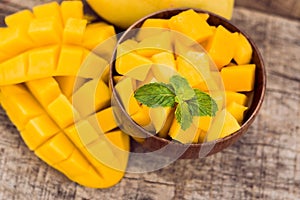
[0,1,300,199]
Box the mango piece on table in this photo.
[136,31,173,57]
[221,64,256,92]
[63,18,87,45]
[5,9,34,29]
[225,91,248,106]
[35,132,74,166]
[56,45,85,76]
[26,77,61,107]
[72,79,110,117]
[206,25,238,69]
[28,17,62,46]
[227,101,248,124]
[60,1,84,25]
[168,9,213,43]
[115,51,152,81]
[20,114,60,151]
[234,33,253,65]
[28,45,60,78]
[0,52,28,86]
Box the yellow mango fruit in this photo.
[55,76,86,97]
[89,107,118,133]
[206,25,238,69]
[225,91,248,106]
[234,33,253,65]
[5,9,34,29]
[33,1,63,25]
[136,19,169,41]
[63,18,87,45]
[168,9,213,43]
[131,104,151,127]
[157,110,174,139]
[60,1,84,25]
[149,107,173,133]
[227,101,248,124]
[221,64,256,92]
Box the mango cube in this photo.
[149,107,172,133]
[168,9,213,43]
[225,91,248,106]
[131,105,151,127]
[55,76,86,97]
[63,18,87,45]
[227,101,248,124]
[60,1,83,25]
[5,9,34,29]
[88,107,118,133]
[136,19,169,41]
[33,2,62,25]
[221,64,256,92]
[234,33,253,65]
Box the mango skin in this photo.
[87,0,235,29]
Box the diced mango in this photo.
[168,9,213,43]
[5,9,34,29]
[206,25,238,69]
[234,33,253,65]
[0,27,33,57]
[55,76,86,97]
[88,107,118,133]
[71,166,103,188]
[33,2,62,25]
[72,79,110,117]
[136,19,169,41]
[168,117,201,144]
[28,45,60,78]
[26,77,61,107]
[131,105,151,127]
[35,132,74,165]
[136,31,173,57]
[71,120,101,146]
[60,1,84,25]
[28,17,62,46]
[196,116,213,132]
[221,64,256,91]
[47,94,80,128]
[116,39,138,57]
[56,45,85,76]
[227,101,248,124]
[63,18,87,45]
[149,107,172,133]
[0,52,28,85]
[157,111,174,139]
[21,114,60,150]
[115,52,152,81]
[225,91,248,106]
[198,13,210,21]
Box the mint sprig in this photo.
[134,75,217,130]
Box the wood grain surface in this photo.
[0,0,300,199]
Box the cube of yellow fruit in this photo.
[221,64,256,92]
[26,77,61,107]
[27,45,60,78]
[157,111,174,139]
[0,52,28,85]
[206,25,238,69]
[60,1,83,25]
[196,116,213,132]
[168,117,201,144]
[88,107,118,133]
[136,31,173,57]
[198,13,210,21]
[35,132,74,165]
[21,114,60,150]
[47,94,80,128]
[149,107,172,133]
[136,18,169,41]
[168,9,213,43]
[131,104,151,127]
[0,27,34,57]
[227,101,248,124]
[55,76,86,97]
[225,91,248,106]
[71,120,100,146]
[234,33,253,65]
[33,2,62,25]
[116,52,152,81]
[116,39,138,57]
[28,17,62,45]
[63,18,87,45]
[5,9,34,29]
[72,79,110,117]
[56,45,85,76]
[82,22,116,50]
[206,109,240,141]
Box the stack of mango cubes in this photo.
[113,9,256,144]
[0,1,129,188]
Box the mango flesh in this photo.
[114,9,255,144]
[0,1,129,189]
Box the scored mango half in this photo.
[0,1,129,188]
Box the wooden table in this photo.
[0,0,299,199]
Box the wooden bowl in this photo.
[109,8,266,159]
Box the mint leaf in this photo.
[134,82,176,108]
[170,75,195,101]
[187,98,200,116]
[189,89,218,117]
[175,101,193,131]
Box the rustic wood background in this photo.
[0,0,300,199]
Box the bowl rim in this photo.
[109,8,266,151]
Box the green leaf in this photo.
[134,82,176,108]
[190,89,218,117]
[170,75,195,101]
[175,101,193,131]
